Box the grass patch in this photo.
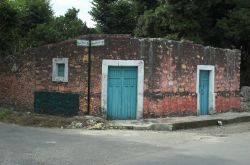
[0,108,12,120]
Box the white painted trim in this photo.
[52,58,69,82]
[196,65,215,115]
[101,60,144,119]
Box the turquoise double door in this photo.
[107,67,137,120]
[199,70,210,115]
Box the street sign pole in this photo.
[87,38,92,115]
[77,38,105,115]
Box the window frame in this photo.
[52,58,69,82]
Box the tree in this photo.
[90,0,136,34]
[134,4,174,38]
[133,0,159,15]
[1,0,54,54]
[134,0,250,86]
[21,0,53,31]
[0,0,92,56]
[217,4,250,86]
[28,8,90,47]
[0,0,19,56]
[134,0,239,44]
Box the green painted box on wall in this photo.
[34,92,79,116]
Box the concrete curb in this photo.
[107,115,250,131]
[171,115,250,131]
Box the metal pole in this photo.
[87,38,91,115]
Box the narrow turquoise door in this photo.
[107,67,137,120]
[199,70,210,115]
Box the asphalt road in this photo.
[1,122,250,165]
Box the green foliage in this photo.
[216,5,250,86]
[0,1,92,56]
[0,0,54,55]
[28,8,90,47]
[134,0,250,85]
[7,0,54,51]
[20,0,53,31]
[0,0,19,56]
[134,5,173,38]
[90,0,137,34]
[134,0,239,45]
[133,0,159,15]
[217,8,250,45]
[0,108,12,120]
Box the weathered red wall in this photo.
[0,34,241,117]
[0,54,35,111]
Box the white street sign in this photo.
[77,40,89,46]
[91,39,105,47]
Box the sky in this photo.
[50,0,95,27]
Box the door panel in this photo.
[107,67,137,119]
[199,70,209,115]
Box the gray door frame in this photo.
[196,65,215,115]
[101,60,144,119]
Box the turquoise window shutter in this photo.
[57,64,65,77]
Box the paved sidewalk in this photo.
[108,112,250,131]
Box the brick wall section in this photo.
[0,34,241,117]
[0,52,35,110]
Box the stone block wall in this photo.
[241,86,250,111]
[0,34,241,117]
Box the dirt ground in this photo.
[0,107,107,129]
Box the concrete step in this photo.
[107,112,250,131]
